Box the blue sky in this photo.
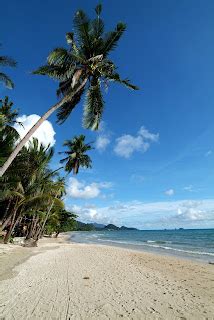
[1,0,214,229]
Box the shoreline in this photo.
[70,231,214,265]
[0,234,214,319]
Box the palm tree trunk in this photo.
[74,160,79,175]
[0,78,88,177]
[31,216,39,238]
[33,225,42,241]
[25,215,36,240]
[3,206,18,244]
[1,199,12,224]
[36,200,54,240]
[1,212,13,230]
[55,231,60,238]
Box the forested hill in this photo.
[75,221,138,231]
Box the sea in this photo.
[70,228,214,263]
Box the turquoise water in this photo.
[70,229,214,263]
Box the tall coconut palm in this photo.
[0,46,17,89]
[0,3,138,177]
[59,134,92,175]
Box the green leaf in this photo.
[102,22,126,56]
[73,9,91,56]
[57,87,84,124]
[91,18,104,40]
[0,72,14,89]
[83,78,104,130]
[66,32,74,45]
[47,47,71,66]
[66,32,81,56]
[33,64,77,83]
[0,56,17,68]
[103,72,139,90]
[95,4,102,16]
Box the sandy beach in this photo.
[0,235,213,320]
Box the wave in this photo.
[97,238,214,257]
[98,239,131,245]
[146,240,172,244]
[145,244,214,257]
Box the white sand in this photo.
[0,236,213,319]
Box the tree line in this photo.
[0,96,93,244]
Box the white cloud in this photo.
[70,204,115,225]
[95,135,111,152]
[183,185,200,193]
[67,199,214,229]
[95,121,111,152]
[205,150,212,157]
[176,207,203,221]
[14,114,55,147]
[114,126,159,158]
[130,174,145,183]
[184,185,194,192]
[138,127,159,142]
[165,189,174,196]
[66,177,112,200]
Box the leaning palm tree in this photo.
[59,134,92,175]
[0,46,17,89]
[0,3,138,177]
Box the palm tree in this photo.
[46,209,77,238]
[0,46,17,89]
[0,138,58,243]
[0,96,21,130]
[0,97,20,167]
[34,178,66,241]
[0,3,138,177]
[59,134,92,175]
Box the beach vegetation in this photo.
[0,99,93,245]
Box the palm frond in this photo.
[102,22,126,57]
[59,156,69,164]
[47,47,72,66]
[95,4,102,16]
[24,194,52,210]
[91,4,104,40]
[83,78,104,130]
[0,56,17,67]
[32,65,68,81]
[0,72,14,89]
[56,87,84,124]
[73,9,91,56]
[80,154,92,168]
[106,72,139,90]
[0,189,24,201]
[66,32,81,56]
[53,197,64,209]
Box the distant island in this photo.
[74,221,138,231]
[104,224,138,231]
